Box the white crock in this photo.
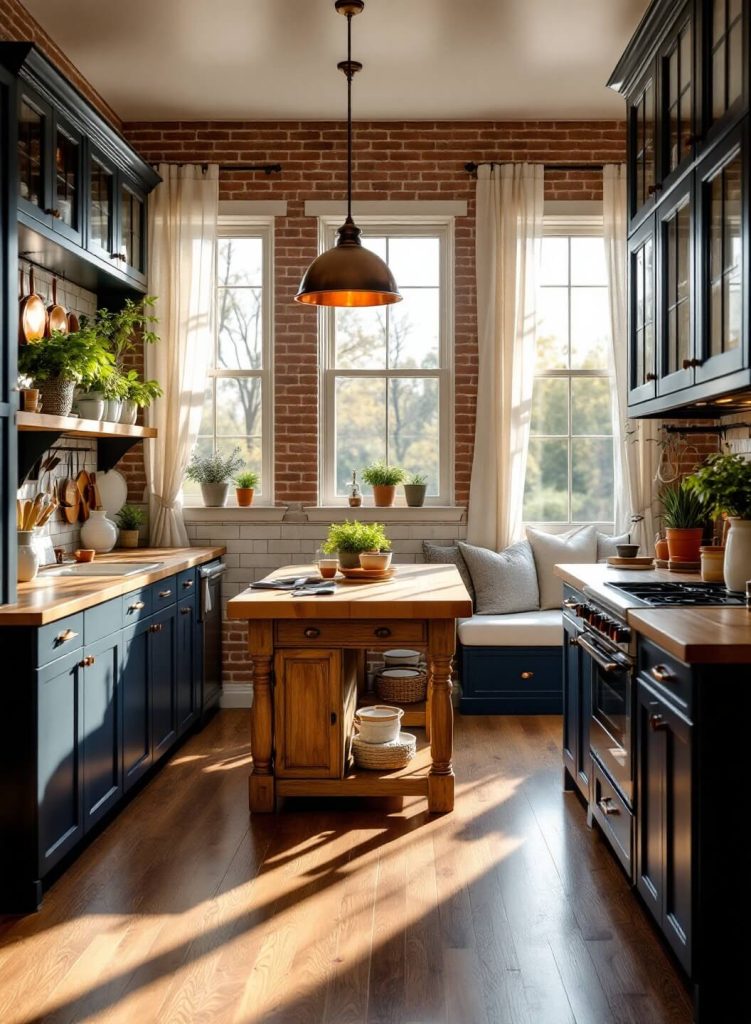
[354,705,404,744]
[104,399,123,422]
[723,518,751,593]
[119,399,138,425]
[17,530,39,582]
[80,509,118,553]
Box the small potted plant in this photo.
[321,520,391,569]
[403,472,427,507]
[120,370,163,425]
[686,452,751,592]
[185,446,245,507]
[115,505,145,548]
[361,461,406,507]
[17,326,111,417]
[659,479,707,563]
[235,469,259,507]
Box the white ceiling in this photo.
[24,0,648,122]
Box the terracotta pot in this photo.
[665,527,703,563]
[236,487,254,507]
[654,538,670,561]
[372,484,396,507]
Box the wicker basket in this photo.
[37,378,75,417]
[375,667,427,703]
[352,731,417,770]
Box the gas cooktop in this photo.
[605,581,746,607]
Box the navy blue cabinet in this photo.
[82,631,122,830]
[176,594,199,736]
[122,617,151,792]
[562,605,592,799]
[151,603,177,760]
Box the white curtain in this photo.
[603,164,661,552]
[467,163,544,550]
[145,164,219,547]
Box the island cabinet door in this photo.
[176,594,199,736]
[82,632,122,831]
[150,604,177,761]
[275,649,345,778]
[122,618,152,791]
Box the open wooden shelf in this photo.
[17,411,157,439]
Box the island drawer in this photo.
[637,639,693,719]
[177,568,196,594]
[275,619,426,648]
[122,586,152,625]
[84,599,122,645]
[152,576,177,609]
[591,760,632,878]
[36,613,84,666]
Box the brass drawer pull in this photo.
[55,628,79,645]
[129,601,145,612]
[180,607,192,616]
[598,797,620,816]
[520,671,534,680]
[182,580,193,589]
[304,627,321,639]
[149,623,164,634]
[650,664,673,683]
[158,590,172,598]
[645,372,657,381]
[79,655,95,667]
[650,713,668,732]
[374,627,391,638]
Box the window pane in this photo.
[360,235,387,261]
[335,377,386,495]
[335,306,387,369]
[536,287,568,370]
[387,237,440,287]
[216,377,262,438]
[218,237,263,287]
[530,378,568,435]
[571,378,613,434]
[570,237,607,285]
[388,378,440,494]
[570,287,610,368]
[217,288,262,369]
[389,288,440,369]
[572,438,614,521]
[197,384,213,436]
[540,237,568,285]
[524,438,569,522]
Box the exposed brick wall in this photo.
[0,0,122,129]
[123,119,627,505]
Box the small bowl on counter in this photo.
[359,550,393,571]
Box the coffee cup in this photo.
[74,549,96,563]
[318,559,339,579]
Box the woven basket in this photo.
[375,667,427,703]
[37,378,75,417]
[352,731,417,770]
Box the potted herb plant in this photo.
[17,326,112,417]
[235,470,259,507]
[186,446,245,507]
[115,504,145,548]
[361,461,406,507]
[403,472,427,507]
[98,366,131,422]
[321,520,391,569]
[120,370,163,425]
[686,453,751,592]
[659,480,707,563]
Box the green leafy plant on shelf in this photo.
[321,520,391,554]
[659,480,707,528]
[185,447,245,484]
[17,326,112,383]
[405,472,427,485]
[91,296,160,362]
[235,470,260,489]
[122,369,163,408]
[115,505,146,530]
[361,461,406,486]
[685,452,751,521]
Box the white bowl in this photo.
[383,648,421,667]
[359,550,393,571]
[355,704,404,744]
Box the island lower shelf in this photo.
[276,739,432,798]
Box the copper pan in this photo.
[46,277,68,336]
[18,266,48,344]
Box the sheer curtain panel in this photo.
[467,163,544,550]
[145,164,219,547]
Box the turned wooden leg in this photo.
[427,618,455,813]
[248,620,275,813]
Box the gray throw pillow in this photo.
[422,541,475,603]
[458,540,540,615]
[597,531,631,562]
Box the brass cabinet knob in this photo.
[645,372,657,381]
[682,357,702,369]
[374,627,391,638]
[650,713,669,731]
[159,590,172,598]
[129,601,145,611]
[180,607,191,615]
[520,671,534,680]
[650,664,673,683]
[55,628,79,645]
[304,627,321,638]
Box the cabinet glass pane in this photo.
[665,23,692,174]
[90,158,113,252]
[18,99,43,207]
[632,237,655,386]
[633,81,655,210]
[55,127,79,227]
[710,0,744,123]
[707,152,743,358]
[665,200,691,375]
[120,187,144,272]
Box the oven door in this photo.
[580,631,633,806]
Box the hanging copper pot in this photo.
[18,266,48,344]
[46,276,69,336]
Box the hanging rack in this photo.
[162,162,282,174]
[663,424,751,435]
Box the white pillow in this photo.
[526,525,598,609]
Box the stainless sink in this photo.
[41,561,164,577]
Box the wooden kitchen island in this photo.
[227,563,472,813]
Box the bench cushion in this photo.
[458,609,563,647]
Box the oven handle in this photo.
[574,633,621,674]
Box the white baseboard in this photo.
[220,683,253,708]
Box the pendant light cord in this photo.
[346,11,353,223]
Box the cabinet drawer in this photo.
[177,568,197,596]
[637,639,693,719]
[591,759,633,878]
[122,586,152,625]
[36,614,84,666]
[152,576,177,609]
[84,599,121,645]
[275,619,426,648]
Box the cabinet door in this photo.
[37,649,83,873]
[0,64,17,604]
[636,681,665,919]
[17,87,52,228]
[118,177,147,285]
[627,66,658,226]
[703,0,747,143]
[51,111,84,245]
[659,4,695,187]
[657,175,695,394]
[562,617,591,798]
[176,595,198,735]
[275,649,342,778]
[87,145,116,264]
[628,215,658,403]
[151,604,177,761]
[695,122,748,384]
[122,618,151,791]
[82,632,122,830]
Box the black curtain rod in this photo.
[165,162,282,174]
[465,160,604,174]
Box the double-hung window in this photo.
[320,218,453,504]
[523,219,616,529]
[187,216,273,504]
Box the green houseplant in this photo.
[235,469,259,507]
[321,520,391,569]
[186,446,245,507]
[17,327,112,417]
[403,472,427,508]
[361,461,406,507]
[115,505,146,548]
[686,453,751,591]
[659,480,707,563]
[120,370,164,424]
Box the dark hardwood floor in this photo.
[0,711,692,1024]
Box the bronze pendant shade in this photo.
[295,1,401,308]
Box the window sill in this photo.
[183,506,288,523]
[304,506,466,523]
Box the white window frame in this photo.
[195,213,274,505]
[524,209,616,533]
[318,215,455,506]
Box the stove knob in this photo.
[599,617,613,635]
[616,626,631,643]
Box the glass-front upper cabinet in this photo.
[87,148,115,263]
[657,177,694,393]
[704,0,747,137]
[628,68,657,224]
[119,180,146,284]
[629,216,658,403]
[659,6,694,184]
[17,91,50,225]
[52,114,84,245]
[696,122,747,383]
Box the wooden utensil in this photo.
[67,309,80,332]
[46,277,68,337]
[89,471,103,510]
[19,266,47,344]
[76,459,91,522]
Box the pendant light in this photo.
[295,0,401,307]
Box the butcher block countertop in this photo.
[0,547,225,626]
[555,562,751,664]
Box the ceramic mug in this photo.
[73,549,96,563]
